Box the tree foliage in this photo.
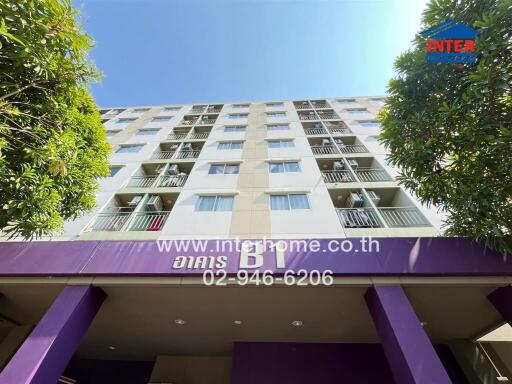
[380,0,512,254]
[0,0,110,238]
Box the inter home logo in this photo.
[419,19,479,63]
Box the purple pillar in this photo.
[0,285,106,384]
[488,285,512,324]
[365,285,451,384]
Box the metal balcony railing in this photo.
[295,104,312,110]
[378,207,430,227]
[206,108,222,113]
[190,108,206,114]
[188,132,209,139]
[179,119,198,126]
[196,119,216,125]
[157,174,188,187]
[174,150,200,159]
[337,208,382,228]
[328,127,352,134]
[304,127,328,135]
[128,211,170,231]
[167,133,188,140]
[318,113,339,120]
[312,103,330,109]
[126,176,158,188]
[311,145,339,155]
[299,114,319,120]
[338,144,368,154]
[321,171,356,183]
[354,168,393,182]
[151,151,176,160]
[87,212,131,231]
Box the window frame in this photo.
[269,194,311,211]
[223,126,246,133]
[266,124,290,131]
[267,139,295,149]
[217,141,244,150]
[136,128,161,136]
[268,161,301,173]
[208,163,241,175]
[115,144,144,154]
[195,195,235,212]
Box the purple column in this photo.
[488,285,512,324]
[365,285,451,384]
[0,285,106,384]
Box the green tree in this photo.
[0,0,110,239]
[380,0,512,253]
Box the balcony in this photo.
[167,129,189,140]
[294,101,312,110]
[321,171,355,183]
[190,106,206,114]
[334,138,369,154]
[298,111,319,121]
[126,174,188,188]
[127,176,159,188]
[311,145,339,155]
[179,116,199,126]
[311,100,330,109]
[354,168,393,182]
[377,207,430,227]
[128,211,170,231]
[196,116,218,125]
[187,131,209,139]
[174,150,201,159]
[337,208,382,228]
[324,121,351,135]
[151,151,176,160]
[317,110,340,120]
[87,209,132,231]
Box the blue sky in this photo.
[74,0,427,108]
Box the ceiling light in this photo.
[291,320,303,327]
[108,346,116,350]
[420,321,427,327]
[174,319,186,325]
[234,320,242,325]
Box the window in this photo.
[267,112,286,118]
[136,128,160,136]
[132,108,150,112]
[232,103,249,108]
[217,141,244,150]
[345,108,369,114]
[267,139,294,148]
[164,106,181,111]
[106,130,120,137]
[209,163,240,174]
[228,113,248,119]
[269,161,300,173]
[270,194,310,210]
[116,144,144,153]
[196,195,235,212]
[266,102,284,107]
[152,116,173,122]
[267,124,289,131]
[337,99,358,105]
[358,120,380,128]
[109,166,124,177]
[224,126,246,133]
[116,118,136,124]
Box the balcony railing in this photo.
[206,108,222,113]
[87,212,131,231]
[311,145,339,155]
[318,113,339,120]
[378,207,430,227]
[158,174,188,187]
[321,171,356,183]
[196,119,216,125]
[337,208,382,228]
[188,132,209,139]
[174,150,200,159]
[190,108,206,114]
[304,127,328,135]
[295,104,312,110]
[151,151,176,160]
[167,133,188,140]
[128,211,170,231]
[179,119,198,126]
[338,144,368,154]
[328,127,352,134]
[312,103,330,109]
[299,114,319,120]
[126,176,158,188]
[354,168,393,182]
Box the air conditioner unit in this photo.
[347,159,358,170]
[347,192,364,208]
[321,139,331,146]
[182,143,193,151]
[366,190,381,206]
[167,164,179,175]
[127,195,143,208]
[333,161,345,171]
[146,195,163,212]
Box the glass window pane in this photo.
[218,143,230,150]
[282,140,294,147]
[289,194,310,210]
[284,162,300,172]
[215,196,234,211]
[268,141,278,148]
[231,142,243,149]
[196,196,216,211]
[269,163,284,173]
[109,166,123,177]
[116,145,142,153]
[209,165,224,174]
[270,195,290,210]
[224,164,239,174]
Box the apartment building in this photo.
[0,97,511,384]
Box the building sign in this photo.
[419,19,479,63]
